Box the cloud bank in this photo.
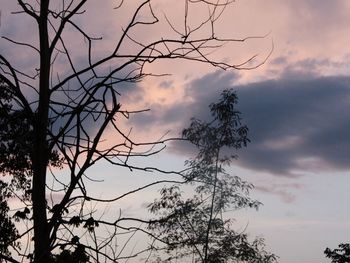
[237,75,350,176]
[130,66,350,177]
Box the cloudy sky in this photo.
[2,1,350,262]
[124,2,350,261]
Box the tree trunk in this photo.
[32,1,51,262]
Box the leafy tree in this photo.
[51,245,89,263]
[0,181,20,259]
[0,80,32,195]
[148,90,276,262]
[0,1,270,262]
[325,243,350,263]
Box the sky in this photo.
[123,2,350,261]
[1,1,350,262]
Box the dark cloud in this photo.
[237,75,350,176]
[130,70,350,177]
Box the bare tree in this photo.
[0,1,270,262]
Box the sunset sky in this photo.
[1,1,350,262]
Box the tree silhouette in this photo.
[0,181,20,259]
[0,80,33,194]
[148,90,276,262]
[325,243,350,263]
[0,1,271,262]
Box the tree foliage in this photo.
[0,80,32,195]
[148,90,276,262]
[325,243,350,263]
[0,181,20,258]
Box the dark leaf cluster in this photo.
[325,243,350,263]
[0,80,32,195]
[0,181,20,257]
[51,245,89,263]
[183,89,250,165]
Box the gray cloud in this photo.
[128,71,240,134]
[268,56,350,80]
[284,0,350,36]
[289,0,346,19]
[254,183,303,204]
[237,75,350,176]
[130,70,350,177]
